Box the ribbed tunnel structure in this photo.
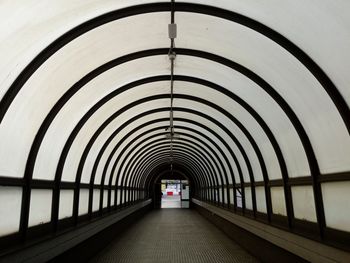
[0,1,349,262]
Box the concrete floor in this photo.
[90,209,259,263]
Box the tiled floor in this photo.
[90,209,259,263]
[161,195,181,208]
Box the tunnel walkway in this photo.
[90,209,259,263]
[1,1,350,262]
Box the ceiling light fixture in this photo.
[167,0,177,176]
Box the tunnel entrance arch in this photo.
[160,179,190,209]
[151,167,192,209]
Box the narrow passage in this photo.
[90,209,259,263]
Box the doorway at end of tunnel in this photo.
[161,180,190,208]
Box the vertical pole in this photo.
[169,0,176,176]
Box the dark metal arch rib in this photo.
[128,146,210,203]
[124,140,210,200]
[118,126,234,208]
[129,144,205,202]
[112,128,225,207]
[20,75,290,238]
[1,3,347,134]
[126,139,217,203]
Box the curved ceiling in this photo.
[0,0,349,250]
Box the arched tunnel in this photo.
[0,1,349,262]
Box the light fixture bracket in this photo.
[168,51,176,60]
[168,23,177,39]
